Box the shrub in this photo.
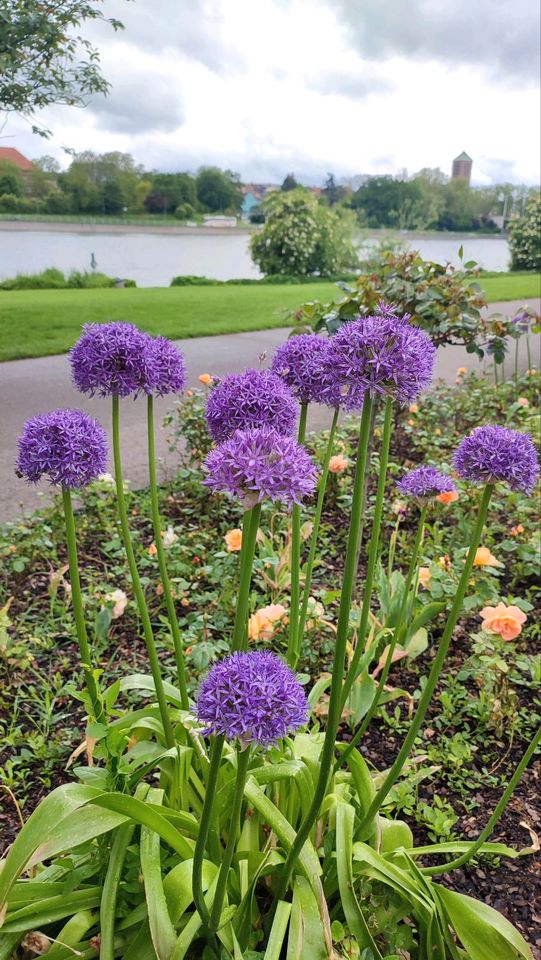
[67,270,115,289]
[0,269,136,290]
[251,188,358,276]
[509,194,541,271]
[170,274,221,286]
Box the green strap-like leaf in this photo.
[88,794,194,859]
[287,876,328,960]
[141,787,177,960]
[39,909,96,960]
[335,805,382,958]
[264,900,292,960]
[434,884,533,960]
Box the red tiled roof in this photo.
[0,148,34,171]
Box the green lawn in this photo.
[0,273,538,362]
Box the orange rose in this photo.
[517,397,529,407]
[224,528,243,552]
[199,374,213,385]
[436,490,459,505]
[409,403,419,414]
[418,567,431,589]
[248,604,287,641]
[480,602,527,641]
[148,543,157,556]
[473,546,499,567]
[511,524,525,536]
[456,367,467,376]
[329,454,348,474]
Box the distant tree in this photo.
[32,156,62,175]
[195,167,242,213]
[0,161,25,196]
[249,204,265,224]
[509,195,541,271]
[102,178,126,214]
[144,172,197,214]
[0,1,126,131]
[323,172,346,206]
[281,173,298,192]
[251,188,357,276]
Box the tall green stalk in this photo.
[357,484,494,835]
[514,338,519,393]
[112,395,175,749]
[232,504,261,652]
[192,734,225,926]
[147,395,189,710]
[274,394,373,901]
[61,486,103,723]
[295,407,339,655]
[287,403,308,667]
[341,397,393,709]
[209,746,251,932]
[336,503,428,772]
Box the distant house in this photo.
[451,151,473,185]
[0,147,34,172]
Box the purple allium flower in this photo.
[70,322,152,398]
[453,426,539,495]
[205,369,298,442]
[511,310,530,333]
[143,336,186,396]
[16,409,108,489]
[196,651,307,747]
[204,427,318,509]
[327,310,436,409]
[271,334,340,406]
[397,466,457,499]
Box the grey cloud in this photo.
[91,70,185,133]
[309,68,392,98]
[332,0,540,82]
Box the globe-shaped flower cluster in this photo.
[204,427,318,508]
[397,466,456,499]
[70,322,185,398]
[453,425,539,495]
[196,651,307,747]
[205,369,298,442]
[271,334,340,407]
[327,311,436,408]
[17,409,108,489]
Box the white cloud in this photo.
[3,0,539,184]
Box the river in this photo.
[0,226,510,287]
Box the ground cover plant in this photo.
[0,318,539,959]
[0,272,539,362]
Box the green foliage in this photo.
[0,160,25,197]
[195,167,243,213]
[291,248,488,352]
[251,188,358,277]
[0,0,125,129]
[509,195,541,271]
[0,268,134,290]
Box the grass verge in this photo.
[0,274,538,362]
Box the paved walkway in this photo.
[1,299,539,523]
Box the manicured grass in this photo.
[0,273,538,362]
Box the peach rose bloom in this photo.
[105,589,128,619]
[456,367,467,376]
[329,454,348,474]
[473,546,499,567]
[148,542,158,556]
[224,528,243,552]
[511,524,525,536]
[198,374,213,385]
[480,602,527,641]
[418,567,431,589]
[517,397,529,407]
[436,490,459,504]
[248,603,287,641]
[409,403,419,414]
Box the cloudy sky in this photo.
[5,0,540,184]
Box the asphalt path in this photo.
[1,298,538,522]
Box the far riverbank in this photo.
[0,219,254,236]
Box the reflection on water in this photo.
[1,229,510,287]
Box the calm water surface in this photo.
[0,229,510,287]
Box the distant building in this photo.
[203,215,238,228]
[452,151,472,184]
[0,147,34,172]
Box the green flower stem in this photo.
[112,395,175,750]
[209,745,252,932]
[192,734,225,926]
[232,504,262,652]
[335,503,428,772]
[147,394,189,710]
[526,334,532,373]
[340,397,393,709]
[295,407,339,657]
[493,357,498,385]
[423,723,541,876]
[274,394,373,902]
[357,484,494,835]
[514,338,519,392]
[61,485,103,723]
[287,402,308,667]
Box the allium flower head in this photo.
[204,427,318,509]
[397,466,456,499]
[143,336,186,396]
[453,425,539,495]
[17,409,108,489]
[205,369,298,442]
[70,322,152,397]
[271,334,340,406]
[327,309,435,408]
[196,651,307,747]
